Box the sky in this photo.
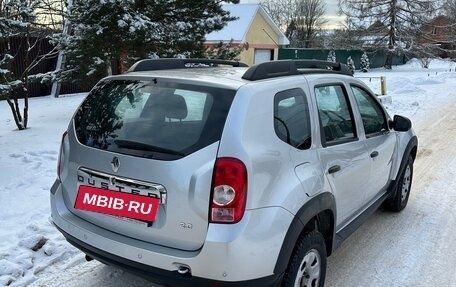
[325,0,344,28]
[240,0,344,29]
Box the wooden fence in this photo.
[1,36,89,98]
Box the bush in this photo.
[360,52,370,72]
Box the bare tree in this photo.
[445,0,456,20]
[262,0,327,48]
[0,0,64,130]
[339,0,436,69]
[35,0,66,30]
[293,0,327,47]
[261,0,298,39]
[325,16,363,49]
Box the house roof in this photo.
[426,15,451,26]
[366,20,389,35]
[205,4,290,45]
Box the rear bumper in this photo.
[56,224,281,287]
[50,179,292,286]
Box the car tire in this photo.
[384,155,414,212]
[282,231,327,287]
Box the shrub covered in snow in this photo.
[360,52,370,72]
[327,49,336,63]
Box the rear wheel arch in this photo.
[274,192,336,276]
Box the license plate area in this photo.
[75,186,160,222]
[75,167,167,222]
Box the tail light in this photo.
[210,158,247,224]
[57,131,68,181]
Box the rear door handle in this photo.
[328,165,341,174]
[370,151,379,158]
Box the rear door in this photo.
[312,83,371,229]
[350,85,396,202]
[62,78,235,251]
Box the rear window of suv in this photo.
[74,79,235,160]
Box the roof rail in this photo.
[128,58,248,72]
[241,60,353,81]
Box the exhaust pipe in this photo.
[177,266,190,275]
[173,263,191,276]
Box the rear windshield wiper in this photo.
[114,139,185,157]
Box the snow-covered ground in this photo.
[1,59,456,287]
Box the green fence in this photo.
[278,48,409,69]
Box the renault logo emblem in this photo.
[111,157,120,173]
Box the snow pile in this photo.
[357,58,456,124]
[387,76,426,94]
[394,58,456,71]
[0,59,456,286]
[0,223,81,286]
[0,94,86,286]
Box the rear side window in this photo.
[75,79,235,160]
[315,85,357,146]
[274,88,311,150]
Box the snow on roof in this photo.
[205,4,289,45]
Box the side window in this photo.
[274,88,312,150]
[315,85,356,145]
[351,86,388,137]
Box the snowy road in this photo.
[326,95,456,286]
[3,59,455,287]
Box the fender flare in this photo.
[273,192,336,275]
[389,135,418,194]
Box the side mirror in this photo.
[389,115,411,132]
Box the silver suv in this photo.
[51,59,417,287]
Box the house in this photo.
[359,20,390,48]
[205,4,289,65]
[419,15,455,56]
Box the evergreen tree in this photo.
[0,54,19,100]
[347,56,355,74]
[60,0,239,85]
[339,0,436,69]
[360,52,370,72]
[327,49,336,62]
